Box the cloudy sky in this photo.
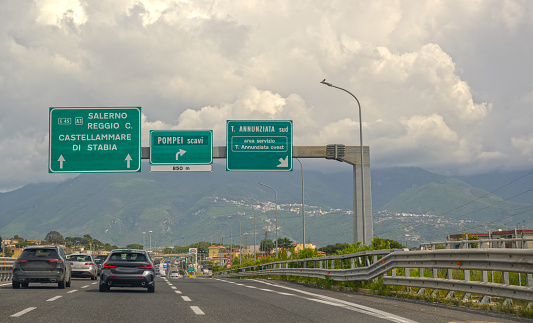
[1,0,532,191]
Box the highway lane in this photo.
[0,277,530,322]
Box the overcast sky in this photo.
[1,0,532,191]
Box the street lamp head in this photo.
[320,79,333,87]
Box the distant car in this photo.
[12,245,71,289]
[94,254,108,276]
[68,253,98,280]
[169,272,181,279]
[99,249,155,293]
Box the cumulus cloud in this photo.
[0,0,532,190]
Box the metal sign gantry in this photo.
[140,144,373,245]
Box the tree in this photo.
[318,243,350,255]
[277,237,293,249]
[44,231,64,244]
[259,239,274,254]
[127,244,143,249]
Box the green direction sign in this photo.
[226,120,292,171]
[150,130,213,165]
[49,107,141,173]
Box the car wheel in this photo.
[66,276,71,287]
[99,283,107,292]
[12,281,20,289]
[22,282,29,288]
[58,278,66,289]
[147,284,155,293]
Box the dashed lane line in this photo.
[190,306,205,315]
[174,290,182,294]
[171,286,177,289]
[46,296,62,302]
[67,289,78,294]
[181,296,192,302]
[11,307,37,318]
[81,285,90,289]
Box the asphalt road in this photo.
[0,277,531,322]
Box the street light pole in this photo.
[258,182,278,258]
[253,207,256,261]
[320,79,366,245]
[239,220,242,265]
[149,230,152,252]
[221,223,232,266]
[143,232,146,250]
[295,158,305,250]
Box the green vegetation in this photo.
[1,166,531,248]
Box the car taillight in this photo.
[138,264,153,269]
[103,264,117,268]
[49,259,63,263]
[70,262,74,265]
[85,263,94,265]
[15,259,27,263]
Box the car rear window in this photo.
[109,253,147,261]
[20,248,59,260]
[69,255,92,262]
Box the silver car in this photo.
[68,253,98,280]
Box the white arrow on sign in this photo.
[58,155,65,169]
[125,154,132,168]
[176,149,186,160]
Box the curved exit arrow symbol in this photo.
[176,149,186,161]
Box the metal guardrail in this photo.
[215,249,533,302]
[0,257,15,282]
[420,237,533,250]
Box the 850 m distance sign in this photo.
[49,107,141,173]
[150,130,213,172]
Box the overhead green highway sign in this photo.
[226,120,292,171]
[150,130,213,172]
[48,107,141,173]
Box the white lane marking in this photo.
[252,280,417,323]
[92,282,98,285]
[175,290,182,294]
[277,292,294,296]
[0,283,11,286]
[47,296,62,302]
[67,289,78,294]
[81,285,90,289]
[167,283,173,286]
[181,296,192,302]
[171,286,177,289]
[259,288,274,292]
[11,307,37,317]
[245,285,257,289]
[190,306,205,315]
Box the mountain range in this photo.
[0,162,532,247]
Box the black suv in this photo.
[99,249,155,293]
[12,245,72,289]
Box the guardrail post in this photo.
[528,274,533,287]
[504,271,509,285]
[350,258,355,269]
[319,260,323,269]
